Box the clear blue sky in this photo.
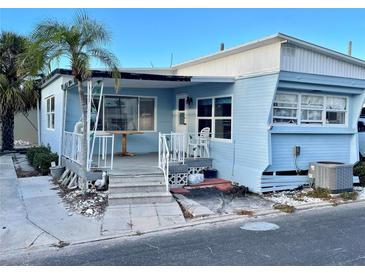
[1,8,365,68]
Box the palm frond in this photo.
[88,47,120,90]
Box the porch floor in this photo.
[108,152,162,176]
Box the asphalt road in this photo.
[2,202,365,266]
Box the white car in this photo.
[359,108,365,159]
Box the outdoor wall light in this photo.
[186,96,193,107]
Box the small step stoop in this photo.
[108,173,174,205]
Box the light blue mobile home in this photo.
[39,33,365,193]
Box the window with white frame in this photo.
[103,95,156,131]
[273,92,347,126]
[325,96,347,125]
[46,96,55,129]
[301,95,324,124]
[272,93,298,124]
[197,96,232,140]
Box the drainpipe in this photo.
[36,98,41,145]
[59,86,68,166]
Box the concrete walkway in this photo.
[0,156,57,252]
[0,155,185,254]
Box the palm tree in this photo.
[0,32,39,151]
[28,12,120,191]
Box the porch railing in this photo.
[63,131,115,170]
[88,132,115,170]
[63,131,82,165]
[158,133,170,192]
[168,132,185,164]
[158,132,186,191]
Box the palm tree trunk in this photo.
[1,109,15,151]
[77,80,88,192]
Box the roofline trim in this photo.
[41,68,192,88]
[171,32,365,70]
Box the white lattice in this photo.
[188,166,209,175]
[169,173,188,186]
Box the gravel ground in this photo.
[263,188,325,206]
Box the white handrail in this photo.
[63,131,82,165]
[158,132,186,192]
[158,132,170,192]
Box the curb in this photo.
[2,198,365,258]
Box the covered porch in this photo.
[60,70,235,188]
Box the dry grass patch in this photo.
[339,191,358,201]
[304,187,331,200]
[176,201,194,219]
[273,204,296,213]
[235,209,254,216]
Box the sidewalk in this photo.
[2,153,364,256]
[0,156,57,252]
[0,155,185,254]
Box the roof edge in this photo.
[172,33,284,70]
[41,68,192,89]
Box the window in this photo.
[177,98,186,125]
[46,96,55,129]
[103,96,156,131]
[325,96,346,125]
[301,95,324,124]
[197,96,232,140]
[139,97,155,131]
[273,93,298,124]
[273,92,347,126]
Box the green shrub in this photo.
[26,146,51,166]
[32,152,58,175]
[354,161,365,186]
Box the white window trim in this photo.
[46,95,55,130]
[196,95,233,143]
[272,92,348,128]
[272,92,299,124]
[102,94,157,132]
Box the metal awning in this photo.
[42,68,235,90]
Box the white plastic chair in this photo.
[188,127,210,158]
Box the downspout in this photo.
[59,86,68,165]
[36,98,41,145]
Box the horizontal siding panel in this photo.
[261,175,309,192]
[268,134,352,171]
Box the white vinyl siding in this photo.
[281,44,365,80]
[273,92,348,126]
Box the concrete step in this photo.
[108,181,166,193]
[109,174,164,185]
[108,192,174,205]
